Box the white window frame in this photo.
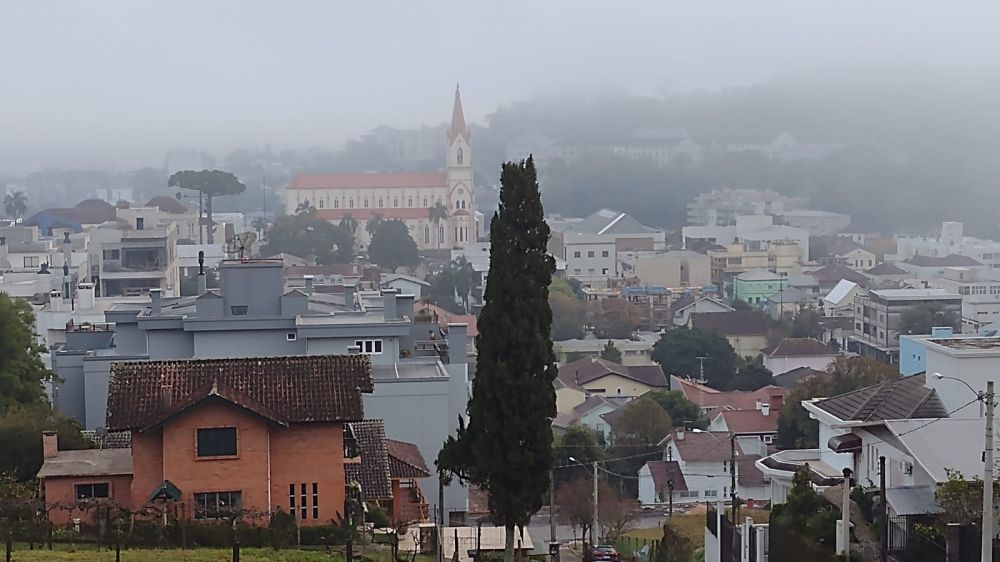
[354,339,384,355]
[286,333,297,342]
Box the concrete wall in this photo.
[192,330,307,358]
[52,352,86,423]
[220,262,285,317]
[146,329,195,359]
[763,354,836,376]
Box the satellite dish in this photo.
[225,232,257,260]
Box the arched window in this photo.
[408,197,413,207]
[424,225,430,244]
[423,197,428,207]
[378,198,383,208]
[349,198,354,209]
[334,199,339,209]
[393,197,398,207]
[318,199,325,209]
[439,224,445,243]
[457,147,464,164]
[455,201,460,210]
[364,198,369,208]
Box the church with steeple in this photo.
[286,87,476,251]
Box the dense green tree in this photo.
[612,397,673,446]
[652,327,738,390]
[368,219,420,272]
[771,467,840,547]
[653,522,694,562]
[790,309,823,339]
[0,405,93,481]
[590,298,642,339]
[600,341,622,363]
[428,202,449,249]
[261,208,352,265]
[365,213,385,238]
[776,357,898,449]
[935,469,1000,526]
[550,292,587,341]
[451,257,477,313]
[646,390,708,430]
[730,359,774,391]
[552,425,605,487]
[0,294,50,411]
[436,158,557,562]
[167,170,246,244]
[899,302,961,335]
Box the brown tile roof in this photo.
[764,337,836,357]
[668,430,741,463]
[37,449,132,478]
[416,302,479,338]
[386,439,431,479]
[812,373,947,422]
[290,172,447,190]
[646,460,687,492]
[345,420,393,501]
[714,409,779,434]
[106,355,373,431]
[865,262,907,276]
[771,366,824,388]
[810,264,870,286]
[672,377,787,412]
[81,430,132,449]
[690,311,767,336]
[557,357,667,388]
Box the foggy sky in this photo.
[2,0,998,172]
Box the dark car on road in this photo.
[592,545,619,561]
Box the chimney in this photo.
[304,275,315,294]
[675,427,685,441]
[42,431,58,459]
[344,284,356,310]
[770,394,784,412]
[383,288,398,320]
[150,288,162,315]
[197,250,207,295]
[446,323,468,365]
[761,403,770,417]
[62,262,72,307]
[160,384,173,411]
[77,282,95,310]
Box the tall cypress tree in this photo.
[437,157,556,562]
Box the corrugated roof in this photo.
[106,355,373,431]
[345,419,393,501]
[865,262,908,276]
[715,409,779,434]
[823,279,859,306]
[37,449,132,478]
[884,418,986,483]
[812,374,947,422]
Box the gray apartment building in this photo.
[50,259,471,522]
[851,288,962,364]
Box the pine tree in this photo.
[437,157,556,562]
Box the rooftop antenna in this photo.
[696,355,709,383]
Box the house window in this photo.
[602,251,609,258]
[230,305,248,316]
[319,199,325,209]
[722,461,728,473]
[763,435,774,444]
[300,483,308,520]
[602,268,609,275]
[349,199,354,208]
[354,339,384,355]
[102,249,120,260]
[439,225,445,242]
[574,269,581,275]
[288,484,296,515]
[704,490,718,497]
[679,491,699,498]
[23,256,39,268]
[423,197,428,207]
[424,226,430,244]
[194,491,242,520]
[75,483,110,500]
[573,251,581,258]
[197,427,237,457]
[588,251,595,258]
[312,483,319,519]
[286,333,297,342]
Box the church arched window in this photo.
[364,198,369,208]
[455,201,460,210]
[334,199,339,209]
[457,148,464,164]
[408,197,413,207]
[393,197,398,207]
[349,198,354,209]
[378,198,383,208]
[424,225,430,244]
[423,197,428,207]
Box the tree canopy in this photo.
[590,298,642,339]
[261,208,353,265]
[436,158,556,562]
[776,357,898,449]
[167,170,246,244]
[368,219,420,272]
[645,390,708,430]
[0,405,94,481]
[552,425,605,487]
[899,302,961,335]
[600,341,622,363]
[612,397,673,446]
[652,327,738,390]
[0,294,50,411]
[3,191,27,219]
[729,359,774,391]
[550,292,587,341]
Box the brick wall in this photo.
[44,474,133,525]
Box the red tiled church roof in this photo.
[289,172,447,190]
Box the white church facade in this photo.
[286,87,477,251]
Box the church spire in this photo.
[448,84,470,143]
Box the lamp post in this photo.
[934,372,995,562]
[569,457,599,552]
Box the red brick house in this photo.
[37,431,133,526]
[386,439,431,522]
[98,354,372,526]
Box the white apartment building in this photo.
[683,214,810,265]
[777,209,851,236]
[550,209,665,288]
[913,267,1000,332]
[892,221,1000,269]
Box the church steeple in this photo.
[448,84,470,143]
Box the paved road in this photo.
[525,509,672,544]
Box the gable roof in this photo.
[415,301,479,338]
[812,373,948,422]
[37,449,132,479]
[823,279,859,306]
[667,430,741,462]
[865,262,907,276]
[645,460,687,492]
[772,366,824,388]
[714,409,779,434]
[289,172,447,190]
[572,395,622,416]
[145,196,191,214]
[765,286,814,305]
[381,273,431,287]
[565,208,658,236]
[690,311,767,336]
[737,455,767,487]
[905,254,982,267]
[821,236,864,256]
[106,355,373,431]
[672,377,788,411]
[765,338,835,357]
[736,269,784,281]
[811,263,870,286]
[25,199,117,227]
[143,379,289,431]
[345,420,393,501]
[882,418,986,483]
[386,438,431,479]
[557,357,667,389]
[671,295,734,317]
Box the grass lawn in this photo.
[7,544,437,562]
[623,507,771,549]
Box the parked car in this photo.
[592,545,619,561]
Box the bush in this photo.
[366,503,390,529]
[299,524,348,546]
[269,509,298,548]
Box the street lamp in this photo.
[934,372,995,562]
[569,456,600,551]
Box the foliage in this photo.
[550,292,587,341]
[555,479,638,544]
[645,390,709,430]
[729,359,774,391]
[365,503,390,528]
[436,158,556,562]
[368,219,420,272]
[652,327,738,390]
[451,257,477,313]
[267,508,297,549]
[555,477,596,541]
[0,293,51,411]
[428,258,479,315]
[770,467,840,547]
[261,208,353,265]
[552,425,605,487]
[599,485,641,543]
[790,309,823,339]
[776,357,898,449]
[0,405,94,481]
[3,191,28,219]
[899,302,961,335]
[600,341,622,363]
[934,469,1000,526]
[365,213,385,238]
[428,202,449,248]
[651,522,694,562]
[590,299,642,339]
[612,397,673,447]
[168,170,246,244]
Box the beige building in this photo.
[708,241,802,285]
[618,250,711,288]
[285,88,476,251]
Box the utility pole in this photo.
[841,468,852,560]
[730,433,738,562]
[549,468,557,562]
[592,462,600,548]
[879,456,887,562]
[697,356,709,383]
[667,480,674,518]
[984,380,995,562]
